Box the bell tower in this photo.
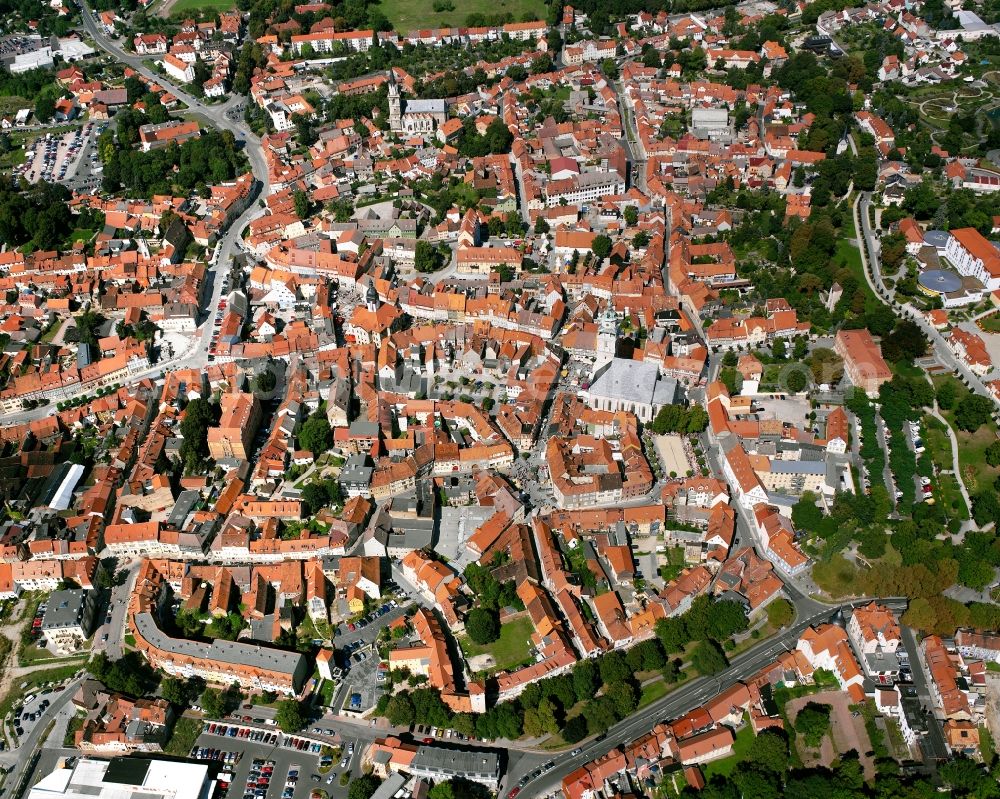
[388,70,402,133]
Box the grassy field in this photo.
[834,230,880,307]
[166,0,234,16]
[922,414,970,520]
[638,679,669,709]
[377,0,547,32]
[164,717,203,757]
[980,313,1000,334]
[932,374,1000,495]
[459,615,534,672]
[702,721,754,778]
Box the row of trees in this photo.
[648,403,709,435]
[377,594,748,743]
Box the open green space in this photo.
[64,712,85,747]
[164,716,203,756]
[168,0,235,14]
[459,615,534,672]
[377,0,547,32]
[932,375,1000,495]
[921,414,970,520]
[702,720,754,778]
[637,679,669,709]
[980,313,1000,334]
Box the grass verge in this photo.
[164,716,203,757]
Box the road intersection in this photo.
[2,6,272,426]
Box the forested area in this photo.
[0,181,73,250]
[100,127,246,196]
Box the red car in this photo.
[348,623,356,631]
[508,789,520,799]
[422,737,433,744]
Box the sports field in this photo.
[378,0,547,32]
[160,0,234,18]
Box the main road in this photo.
[1,7,272,426]
[508,596,909,796]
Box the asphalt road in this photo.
[1,7,271,426]
[509,596,910,797]
[0,675,86,791]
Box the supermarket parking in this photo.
[191,723,364,799]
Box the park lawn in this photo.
[459,615,534,672]
[377,0,547,32]
[0,147,26,171]
[921,415,970,519]
[931,375,1000,495]
[40,319,64,344]
[164,717,203,757]
[64,711,85,747]
[168,0,234,13]
[702,721,754,778]
[979,313,1000,334]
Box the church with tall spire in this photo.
[387,69,447,135]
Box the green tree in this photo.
[415,240,443,273]
[572,659,599,703]
[561,715,588,743]
[623,205,638,225]
[486,117,513,154]
[937,379,958,410]
[427,780,489,799]
[794,702,832,747]
[466,608,500,644]
[299,415,333,454]
[791,492,824,531]
[591,235,612,259]
[88,653,159,697]
[655,616,689,653]
[293,189,310,220]
[786,369,808,393]
[719,366,742,395]
[523,698,560,737]
[254,369,276,394]
[691,639,728,675]
[598,650,631,685]
[605,681,637,718]
[583,696,617,734]
[347,775,382,799]
[179,397,218,464]
[766,598,795,629]
[384,693,416,726]
[161,676,204,707]
[955,394,993,432]
[275,699,306,733]
[200,687,228,719]
[743,729,789,773]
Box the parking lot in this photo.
[15,123,102,185]
[12,689,53,741]
[193,723,362,799]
